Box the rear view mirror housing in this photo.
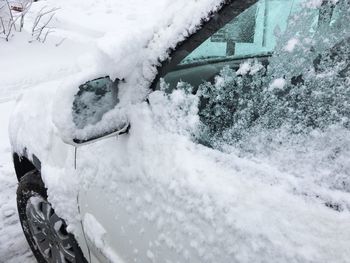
[71,122,130,146]
[66,76,130,147]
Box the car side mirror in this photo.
[69,76,129,146]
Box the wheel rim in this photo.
[26,195,76,263]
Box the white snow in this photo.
[0,2,96,260]
[236,59,264,76]
[1,0,227,260]
[236,61,252,75]
[284,38,299,52]
[0,101,34,263]
[1,0,350,262]
[269,78,286,90]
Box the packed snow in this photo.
[0,101,34,263]
[1,0,350,262]
[283,38,300,52]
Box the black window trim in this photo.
[150,0,258,91]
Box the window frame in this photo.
[149,0,258,91]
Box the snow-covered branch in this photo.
[0,0,33,41]
[30,6,59,43]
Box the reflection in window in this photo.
[181,0,302,65]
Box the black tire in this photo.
[17,170,87,263]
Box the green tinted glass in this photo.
[181,0,303,65]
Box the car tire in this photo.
[17,170,87,263]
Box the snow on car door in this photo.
[75,108,213,263]
[76,1,350,262]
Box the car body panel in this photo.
[75,124,244,263]
[77,135,211,263]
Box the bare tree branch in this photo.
[55,37,66,47]
[4,0,14,25]
[0,0,58,42]
[0,0,33,40]
[0,17,5,35]
[18,0,33,31]
[31,6,59,43]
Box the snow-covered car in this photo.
[10,0,350,262]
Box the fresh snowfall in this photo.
[1,0,350,262]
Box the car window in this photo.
[157,0,310,92]
[156,0,350,148]
[180,0,302,65]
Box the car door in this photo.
[75,1,347,262]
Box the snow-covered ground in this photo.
[0,101,34,263]
[0,1,98,261]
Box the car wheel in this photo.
[17,170,87,263]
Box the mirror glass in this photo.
[72,76,119,129]
[70,76,129,145]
